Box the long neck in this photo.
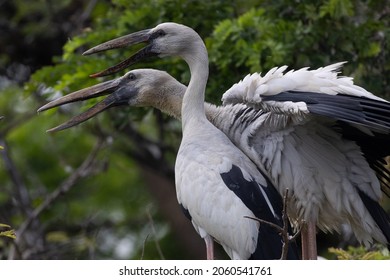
[153,82,186,120]
[155,85,221,123]
[181,42,209,131]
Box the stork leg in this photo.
[301,224,308,259]
[204,235,214,260]
[301,221,317,260]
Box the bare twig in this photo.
[279,189,302,259]
[146,208,165,260]
[17,139,105,238]
[244,189,300,260]
[1,132,42,258]
[243,216,284,234]
[140,234,150,260]
[279,189,290,259]
[0,137,34,217]
[79,0,98,26]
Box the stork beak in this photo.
[83,29,157,78]
[37,78,135,132]
[37,79,121,113]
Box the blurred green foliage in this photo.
[1,0,389,259]
[329,245,390,260]
[0,223,16,239]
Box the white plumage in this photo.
[39,31,300,260]
[222,62,385,114]
[133,23,296,260]
[39,22,390,259]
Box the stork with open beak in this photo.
[55,22,390,260]
[38,68,301,260]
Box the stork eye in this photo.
[157,29,166,36]
[152,29,166,39]
[127,73,136,80]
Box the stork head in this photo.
[84,22,205,77]
[37,69,184,132]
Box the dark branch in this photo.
[17,138,105,238]
[244,189,300,260]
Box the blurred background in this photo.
[0,0,389,259]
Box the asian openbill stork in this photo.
[38,57,300,260]
[39,65,390,260]
[62,22,390,259]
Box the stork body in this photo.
[172,37,293,259]
[39,22,390,259]
[156,23,300,260]
[40,66,390,253]
[39,48,299,260]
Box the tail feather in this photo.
[358,189,390,249]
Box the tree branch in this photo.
[244,189,300,260]
[146,207,165,260]
[16,138,105,238]
[0,137,34,217]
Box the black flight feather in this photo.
[220,164,300,260]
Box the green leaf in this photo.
[329,246,390,260]
[320,0,354,19]
[360,42,382,58]
[0,223,11,228]
[0,224,16,239]
[0,230,16,239]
